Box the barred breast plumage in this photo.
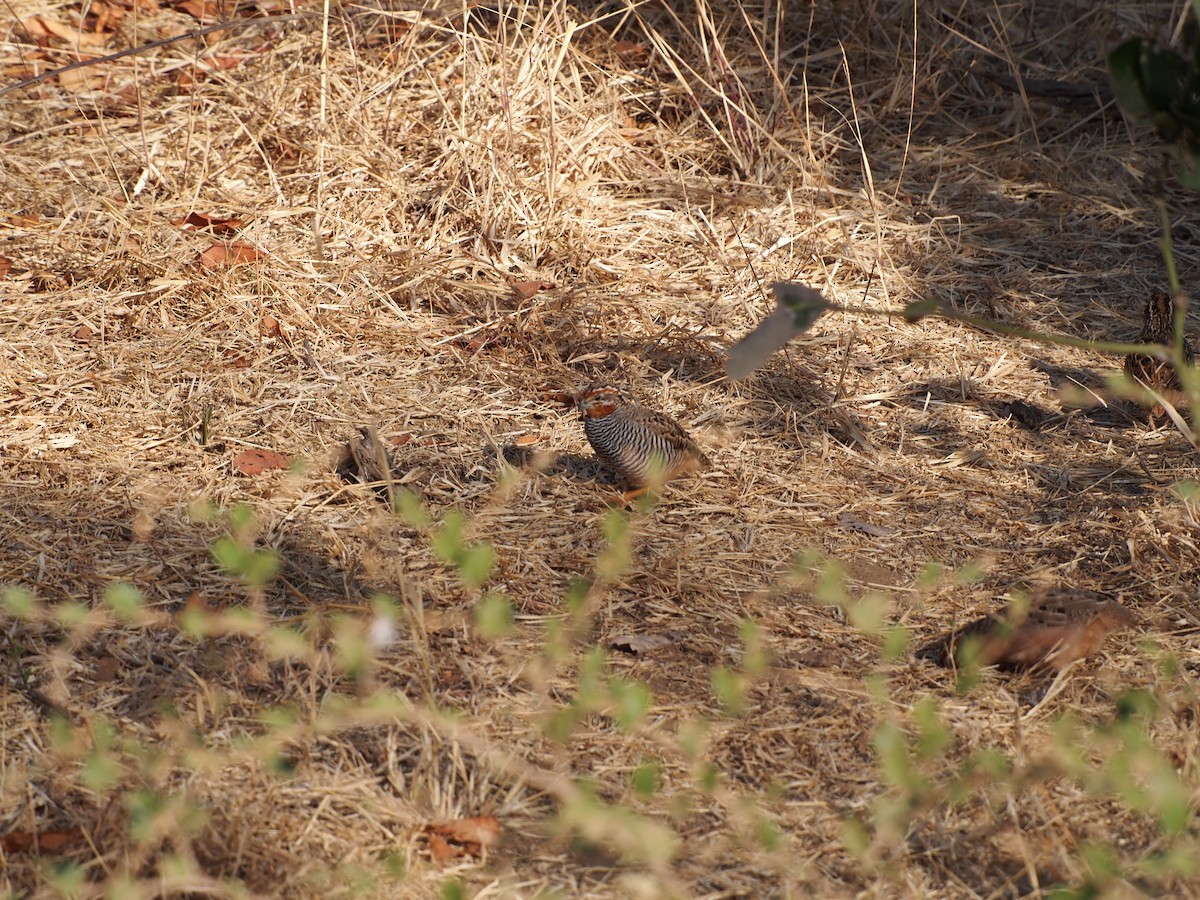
[1124,292,1196,420]
[576,384,710,489]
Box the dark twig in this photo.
[0,14,306,99]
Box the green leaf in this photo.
[393,489,430,529]
[711,666,745,715]
[773,281,832,329]
[754,817,783,851]
[265,625,308,660]
[458,544,494,588]
[882,625,910,661]
[1171,478,1198,500]
[3,586,37,617]
[474,592,514,638]
[211,536,280,587]
[609,678,651,731]
[1140,43,1189,116]
[1109,37,1152,120]
[1175,142,1200,190]
[47,860,85,897]
[54,601,89,629]
[431,511,466,564]
[631,761,661,796]
[103,583,143,622]
[912,697,952,759]
[902,297,941,322]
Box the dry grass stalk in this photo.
[2,1,1200,897]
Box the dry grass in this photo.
[3,0,1200,896]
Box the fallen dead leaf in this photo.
[58,64,106,94]
[259,315,285,341]
[180,589,220,618]
[210,54,251,70]
[608,631,682,656]
[233,448,291,475]
[74,324,95,341]
[421,608,470,633]
[197,242,267,269]
[427,832,455,864]
[93,656,120,682]
[18,16,52,40]
[175,0,233,22]
[36,15,109,48]
[0,826,85,854]
[425,815,501,861]
[0,257,11,277]
[836,512,897,538]
[614,39,650,66]
[514,434,538,446]
[3,214,41,229]
[387,433,413,447]
[173,211,246,234]
[2,60,50,79]
[511,279,554,300]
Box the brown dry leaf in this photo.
[210,54,249,70]
[609,631,682,656]
[223,349,250,369]
[514,434,538,446]
[173,212,246,234]
[836,512,897,538]
[197,242,267,269]
[174,0,231,22]
[259,315,284,340]
[541,389,577,407]
[93,656,120,682]
[427,815,501,853]
[3,215,40,228]
[58,64,106,94]
[36,16,110,48]
[181,589,218,617]
[0,257,12,277]
[74,324,95,341]
[422,608,469,633]
[18,16,52,40]
[387,433,413,446]
[88,1,126,33]
[427,832,456,864]
[176,70,202,91]
[614,39,650,66]
[233,448,291,475]
[511,279,554,300]
[253,0,291,14]
[0,826,85,854]
[2,58,50,79]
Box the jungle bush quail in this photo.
[918,588,1138,672]
[576,383,710,493]
[1124,291,1196,419]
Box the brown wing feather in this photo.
[625,404,711,468]
[919,589,1137,671]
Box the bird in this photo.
[1124,291,1195,420]
[918,588,1138,673]
[575,383,710,496]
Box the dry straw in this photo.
[2,0,1199,896]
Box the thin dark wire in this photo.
[0,14,307,98]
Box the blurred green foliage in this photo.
[1110,20,1200,189]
